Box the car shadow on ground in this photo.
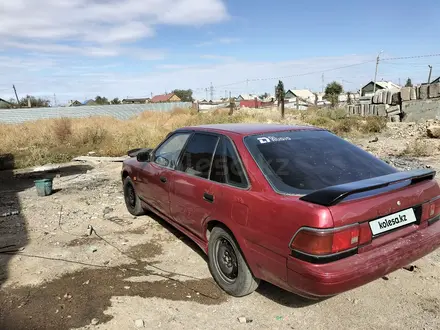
[145,211,320,308]
[0,155,93,328]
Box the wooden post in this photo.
[281,96,285,119]
[229,92,234,116]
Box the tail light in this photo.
[290,223,372,256]
[421,197,440,224]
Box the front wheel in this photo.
[208,227,259,297]
[123,177,144,216]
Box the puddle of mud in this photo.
[65,236,101,247]
[126,242,163,260]
[0,241,226,330]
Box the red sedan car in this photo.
[121,124,440,298]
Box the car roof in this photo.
[175,123,323,136]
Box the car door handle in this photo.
[160,176,167,183]
[203,192,214,203]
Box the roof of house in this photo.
[362,81,401,90]
[122,97,150,102]
[431,76,440,84]
[176,123,322,136]
[151,93,176,102]
[237,94,258,100]
[286,89,315,101]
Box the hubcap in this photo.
[125,183,136,208]
[215,237,238,283]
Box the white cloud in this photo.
[196,37,240,47]
[0,0,228,56]
[200,54,235,61]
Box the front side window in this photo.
[177,133,219,179]
[210,137,248,188]
[244,130,397,195]
[154,133,191,168]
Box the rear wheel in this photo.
[123,177,144,216]
[208,226,259,297]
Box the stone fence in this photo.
[346,82,440,122]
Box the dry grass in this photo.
[0,106,388,169]
[399,139,432,157]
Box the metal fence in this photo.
[0,102,193,124]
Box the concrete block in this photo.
[372,94,378,104]
[420,85,428,100]
[401,87,411,101]
[428,83,440,98]
[386,105,401,115]
[390,115,400,122]
[402,99,440,122]
[376,104,387,116]
[392,92,401,105]
[410,87,417,100]
[378,92,384,104]
[386,90,392,104]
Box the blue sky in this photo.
[0,0,439,104]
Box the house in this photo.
[236,94,258,101]
[68,100,82,107]
[0,97,13,108]
[150,93,181,103]
[360,81,401,97]
[122,97,150,104]
[284,89,316,103]
[430,77,440,84]
[83,99,97,106]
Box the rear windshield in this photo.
[244,130,397,195]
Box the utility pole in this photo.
[53,93,57,107]
[373,50,384,95]
[205,88,208,100]
[246,79,249,94]
[12,84,19,105]
[321,73,324,93]
[209,82,214,101]
[428,65,433,84]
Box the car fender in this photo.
[203,216,263,279]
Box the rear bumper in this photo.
[286,220,440,298]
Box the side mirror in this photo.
[136,150,151,162]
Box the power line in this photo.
[381,54,440,61]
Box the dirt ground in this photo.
[1,122,440,330]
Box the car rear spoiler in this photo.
[127,148,153,158]
[299,169,436,207]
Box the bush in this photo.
[331,117,361,135]
[361,117,387,133]
[400,140,431,157]
[52,117,72,143]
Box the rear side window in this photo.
[244,130,397,195]
[210,137,248,188]
[177,133,219,179]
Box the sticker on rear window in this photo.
[257,136,292,144]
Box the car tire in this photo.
[123,177,144,216]
[208,226,260,297]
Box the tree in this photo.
[19,95,50,108]
[405,78,413,87]
[276,80,285,118]
[111,98,121,104]
[172,89,194,102]
[346,91,352,105]
[259,92,269,100]
[94,95,109,105]
[324,81,343,107]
